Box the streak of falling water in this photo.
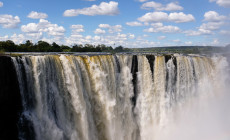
[11,54,230,140]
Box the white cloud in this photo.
[199,22,224,31]
[109,25,122,33]
[65,32,160,48]
[98,24,122,33]
[150,22,163,27]
[204,11,226,22]
[71,34,83,38]
[184,17,225,36]
[85,35,92,40]
[141,1,163,10]
[126,21,143,26]
[94,35,101,40]
[94,28,106,34]
[71,24,84,29]
[184,28,212,36]
[220,30,230,35]
[185,41,192,45]
[71,24,85,33]
[165,2,183,11]
[128,34,135,39]
[21,19,65,38]
[183,11,226,36]
[117,33,127,40]
[138,12,195,23]
[172,39,180,43]
[26,32,43,40]
[141,1,183,11]
[63,1,119,16]
[209,0,230,7]
[21,23,39,33]
[99,24,111,28]
[138,12,168,22]
[158,36,166,40]
[0,35,8,41]
[143,34,149,37]
[0,15,20,28]
[10,34,25,44]
[212,38,219,45]
[27,11,48,19]
[168,12,195,23]
[144,23,180,33]
[138,0,148,2]
[0,2,3,7]
[0,34,27,44]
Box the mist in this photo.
[153,55,230,140]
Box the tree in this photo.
[114,46,124,52]
[51,42,62,52]
[36,41,51,52]
[1,40,18,52]
[61,45,71,52]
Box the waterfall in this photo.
[11,54,229,140]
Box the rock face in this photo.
[0,56,22,140]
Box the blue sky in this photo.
[0,0,229,47]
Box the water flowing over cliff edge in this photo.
[1,53,229,140]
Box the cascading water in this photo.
[11,54,229,140]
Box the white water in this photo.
[12,54,230,140]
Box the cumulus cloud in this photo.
[21,19,65,39]
[0,35,8,41]
[184,11,226,36]
[138,0,148,2]
[94,28,106,34]
[212,38,219,45]
[184,29,212,36]
[141,1,183,11]
[144,23,180,33]
[71,24,85,33]
[158,36,166,40]
[138,12,195,23]
[0,2,3,7]
[63,1,119,16]
[172,39,181,43]
[220,30,230,35]
[0,14,20,28]
[10,33,25,44]
[99,24,111,28]
[27,11,48,19]
[126,21,143,26]
[200,22,224,31]
[141,1,162,10]
[169,12,195,23]
[65,32,158,48]
[0,34,27,44]
[209,0,230,7]
[204,11,226,22]
[138,12,168,22]
[128,34,135,39]
[165,2,184,11]
[185,41,192,45]
[98,24,122,33]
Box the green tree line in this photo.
[0,40,130,53]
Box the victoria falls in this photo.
[0,0,230,139]
[0,51,230,140]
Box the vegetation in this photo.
[0,40,228,54]
[0,40,129,53]
[130,46,228,54]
